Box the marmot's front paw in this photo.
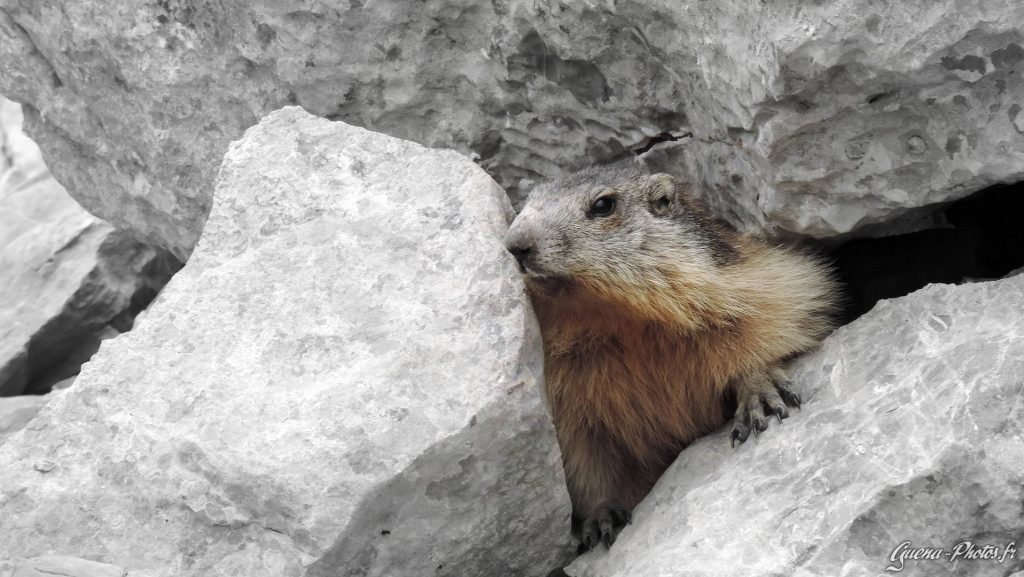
[730,367,801,447]
[579,501,632,551]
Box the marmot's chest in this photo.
[546,330,730,451]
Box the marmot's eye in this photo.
[591,196,616,217]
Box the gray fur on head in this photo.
[504,165,736,287]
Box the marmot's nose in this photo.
[508,244,532,268]
[504,223,535,271]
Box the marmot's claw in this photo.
[749,406,768,434]
[776,384,802,409]
[730,421,750,447]
[580,502,632,551]
[771,374,802,408]
[766,399,789,422]
[581,523,599,551]
[600,519,616,548]
[731,368,803,446]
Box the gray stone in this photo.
[673,0,1024,238]
[568,275,1024,577]
[0,107,572,576]
[4,2,1022,256]
[7,555,126,577]
[0,96,181,396]
[0,393,49,443]
[0,1,691,259]
[0,93,39,177]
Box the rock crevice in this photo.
[0,96,181,398]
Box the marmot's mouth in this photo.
[520,261,545,276]
[524,272,577,294]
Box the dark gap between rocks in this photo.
[15,241,184,397]
[831,180,1024,325]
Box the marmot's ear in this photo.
[645,173,676,217]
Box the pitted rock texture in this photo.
[674,0,1024,238]
[0,107,572,576]
[0,1,690,259]
[3,2,1022,257]
[567,274,1024,577]
[0,97,181,397]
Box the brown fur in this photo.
[504,165,838,533]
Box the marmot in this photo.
[504,165,838,551]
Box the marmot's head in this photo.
[504,165,737,295]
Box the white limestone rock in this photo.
[0,394,49,443]
[0,96,181,396]
[674,0,1024,238]
[568,275,1024,577]
[0,107,571,576]
[0,1,690,259]
[4,2,1022,256]
[4,555,126,577]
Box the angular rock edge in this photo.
[0,107,572,576]
[569,274,1024,577]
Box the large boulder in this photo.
[0,96,181,397]
[568,273,1024,577]
[3,2,1022,258]
[0,107,571,576]
[0,1,689,259]
[671,0,1024,237]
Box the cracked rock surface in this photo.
[671,0,1024,238]
[0,96,181,397]
[0,1,691,259]
[0,107,572,576]
[2,2,1022,258]
[568,274,1024,577]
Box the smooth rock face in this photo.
[0,107,571,576]
[5,555,126,577]
[674,0,1024,237]
[568,275,1024,577]
[0,97,182,396]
